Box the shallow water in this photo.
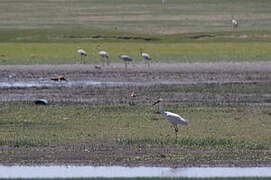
[0,80,261,88]
[0,80,181,88]
[0,166,270,178]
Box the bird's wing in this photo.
[99,51,108,55]
[164,111,188,125]
[142,53,150,57]
[142,53,151,59]
[78,49,86,54]
[121,55,133,61]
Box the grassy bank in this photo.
[0,102,270,147]
[1,41,271,64]
[1,0,271,33]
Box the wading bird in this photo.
[231,16,238,29]
[140,48,151,68]
[129,91,137,106]
[96,45,110,65]
[152,98,188,142]
[77,48,87,63]
[50,75,67,81]
[119,55,133,69]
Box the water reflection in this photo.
[0,80,256,88]
[0,166,270,178]
[0,80,182,88]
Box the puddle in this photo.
[0,80,264,88]
[0,80,182,88]
[0,166,270,178]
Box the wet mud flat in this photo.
[0,62,271,105]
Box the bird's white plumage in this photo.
[141,52,151,60]
[162,111,188,125]
[99,50,109,58]
[152,99,188,141]
[232,19,238,24]
[119,55,133,61]
[77,49,87,56]
[231,18,238,28]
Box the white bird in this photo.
[97,45,110,65]
[231,16,238,29]
[77,48,87,63]
[119,55,133,69]
[140,48,151,68]
[153,98,188,142]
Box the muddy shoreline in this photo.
[1,62,271,105]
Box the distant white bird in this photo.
[97,45,110,65]
[140,48,151,68]
[77,48,87,63]
[119,55,133,69]
[231,16,238,28]
[153,98,188,142]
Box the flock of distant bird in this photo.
[77,16,238,70]
[74,16,239,141]
[77,46,151,69]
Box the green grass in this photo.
[1,41,271,64]
[1,0,271,33]
[0,102,270,148]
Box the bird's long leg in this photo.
[80,55,82,63]
[83,55,86,64]
[174,124,178,143]
[125,62,127,69]
[165,124,176,138]
[106,57,110,65]
[101,57,105,66]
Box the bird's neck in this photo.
[158,103,165,114]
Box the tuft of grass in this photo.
[0,138,48,147]
[117,137,266,150]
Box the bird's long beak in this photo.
[152,100,161,106]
